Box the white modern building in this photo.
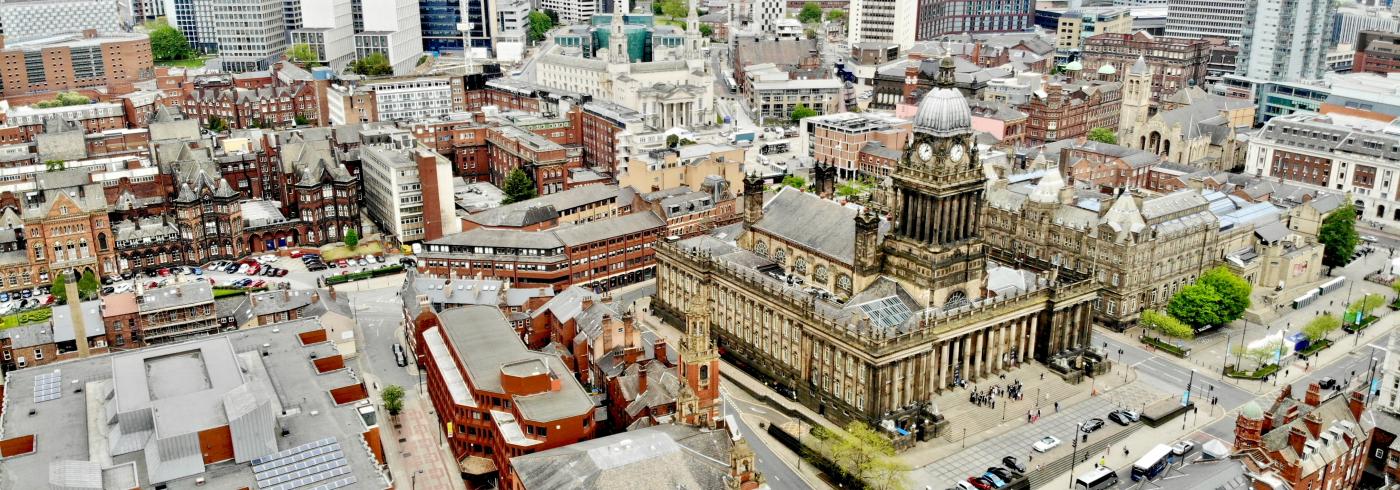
[214,0,288,72]
[291,0,356,71]
[163,0,218,51]
[541,0,600,25]
[1164,0,1247,42]
[848,0,917,49]
[750,0,785,33]
[0,0,127,43]
[359,130,458,242]
[354,0,423,75]
[1331,5,1400,46]
[1245,111,1400,225]
[1238,0,1335,82]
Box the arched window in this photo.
[1380,205,1388,218]
[794,257,808,274]
[943,290,968,310]
[97,233,108,251]
[814,265,829,283]
[774,248,787,265]
[754,241,768,257]
[837,274,852,293]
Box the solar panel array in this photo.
[32,370,62,403]
[252,438,357,490]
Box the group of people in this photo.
[967,377,1024,409]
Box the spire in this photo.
[608,0,630,64]
[687,0,700,33]
[936,55,956,89]
[1130,55,1148,75]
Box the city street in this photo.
[722,388,810,490]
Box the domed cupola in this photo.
[912,56,972,137]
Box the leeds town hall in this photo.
[653,61,1100,432]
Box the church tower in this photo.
[882,55,987,309]
[1119,56,1152,143]
[678,280,720,428]
[607,0,632,65]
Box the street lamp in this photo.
[1069,421,1083,489]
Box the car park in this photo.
[1081,418,1105,433]
[1032,436,1061,452]
[980,472,1006,488]
[1171,441,1196,456]
[1108,410,1132,426]
[1001,456,1026,474]
[987,467,1016,482]
[966,477,993,490]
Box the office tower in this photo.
[541,0,600,24]
[213,0,287,72]
[292,0,355,70]
[284,0,304,32]
[915,0,1034,38]
[1238,0,1334,81]
[849,0,917,48]
[751,0,784,33]
[1165,0,1248,43]
[0,0,126,43]
[354,0,423,75]
[163,0,219,51]
[1331,6,1400,45]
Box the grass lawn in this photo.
[156,56,213,68]
[1226,363,1280,380]
[322,241,384,261]
[0,307,52,330]
[1141,336,1190,358]
[1298,338,1332,357]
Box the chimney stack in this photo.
[653,337,669,366]
[1288,426,1308,455]
[1349,390,1367,421]
[1303,412,1322,437]
[638,366,649,394]
[1305,383,1322,407]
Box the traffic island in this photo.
[1224,363,1280,380]
[1141,399,1194,428]
[1140,335,1190,358]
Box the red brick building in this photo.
[419,211,666,292]
[1019,80,1121,146]
[487,125,584,196]
[0,31,153,99]
[1080,32,1212,100]
[411,305,598,487]
[1233,384,1372,490]
[1354,31,1400,75]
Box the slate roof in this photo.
[509,424,734,490]
[753,187,886,264]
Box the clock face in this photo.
[917,142,934,161]
[950,143,966,162]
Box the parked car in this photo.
[289,249,305,258]
[337,259,349,268]
[1171,441,1196,456]
[40,295,54,305]
[1032,436,1061,452]
[980,472,1006,488]
[193,268,203,276]
[1319,377,1338,390]
[1121,409,1140,421]
[157,267,171,276]
[954,482,978,490]
[966,477,993,490]
[112,283,133,294]
[250,280,266,288]
[1362,235,1379,243]
[987,466,1016,482]
[146,281,160,289]
[21,289,32,299]
[1001,456,1026,474]
[276,269,288,277]
[1081,418,1105,433]
[224,263,240,273]
[1108,410,1132,426]
[306,262,327,271]
[393,343,408,367]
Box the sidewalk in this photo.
[1038,397,1224,489]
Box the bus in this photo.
[1131,444,1173,481]
[1075,467,1119,490]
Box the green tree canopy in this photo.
[381,385,404,416]
[826,9,847,22]
[658,0,689,18]
[206,116,228,132]
[1087,127,1117,144]
[1198,266,1252,323]
[350,52,393,76]
[699,24,714,37]
[50,274,68,305]
[294,114,311,126]
[502,168,538,204]
[790,104,818,122]
[811,422,910,489]
[1166,283,1225,330]
[1232,341,1282,369]
[798,2,823,23]
[1347,293,1385,322]
[344,228,359,249]
[1392,278,1400,298]
[45,160,66,172]
[544,9,559,24]
[1141,309,1194,340]
[147,20,194,61]
[35,92,92,109]
[287,43,320,67]
[1319,203,1359,269]
[78,270,99,301]
[527,11,555,42]
[1301,314,1341,342]
[781,175,807,190]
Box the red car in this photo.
[247,263,261,275]
[251,279,266,288]
[157,268,171,276]
[967,477,994,490]
[289,249,305,258]
[336,259,349,268]
[147,281,159,289]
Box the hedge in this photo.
[1141,336,1190,358]
[1343,315,1380,333]
[1226,363,1280,380]
[325,264,405,285]
[1297,339,1332,357]
[0,307,52,329]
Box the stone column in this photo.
[1027,314,1039,361]
[938,341,950,391]
[959,335,969,383]
[995,323,1005,372]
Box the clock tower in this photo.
[882,55,987,309]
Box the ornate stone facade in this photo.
[652,59,1100,429]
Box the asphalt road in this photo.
[722,389,808,490]
[1093,332,1255,413]
[350,286,417,391]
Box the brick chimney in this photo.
[638,366,649,394]
[581,295,594,312]
[1305,383,1322,407]
[1303,412,1322,437]
[63,270,89,359]
[1288,426,1309,455]
[1349,391,1367,421]
[653,338,669,366]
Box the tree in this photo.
[790,104,818,122]
[35,92,92,109]
[1140,309,1194,340]
[781,175,807,190]
[50,274,68,305]
[1087,127,1117,144]
[344,228,359,250]
[652,1,664,14]
[666,134,680,148]
[837,177,875,198]
[147,20,194,61]
[1247,341,1282,368]
[44,160,66,172]
[699,24,714,38]
[825,9,847,23]
[206,116,228,132]
[804,27,818,39]
[812,422,908,489]
[350,52,393,76]
[544,9,559,24]
[380,385,405,416]
[1301,314,1341,342]
[1392,278,1400,300]
[1347,293,1385,323]
[659,0,688,18]
[1166,283,1225,330]
[798,2,823,23]
[501,168,538,204]
[287,43,320,67]
[1198,267,1252,324]
[78,270,99,301]
[1319,203,1359,270]
[294,114,310,126]
[527,11,554,42]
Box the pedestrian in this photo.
[1124,447,1130,457]
[1037,409,1042,418]
[1055,401,1059,412]
[1040,373,1045,381]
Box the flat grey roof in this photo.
[137,281,214,313]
